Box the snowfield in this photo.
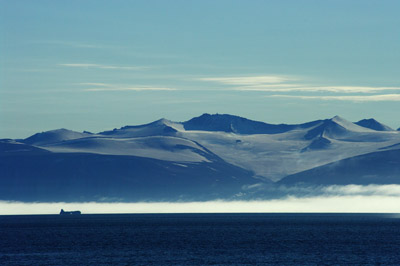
[13,113,400,182]
[2,113,400,202]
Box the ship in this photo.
[60,209,81,215]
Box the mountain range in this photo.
[1,114,399,202]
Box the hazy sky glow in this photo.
[1,0,400,138]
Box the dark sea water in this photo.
[1,213,400,266]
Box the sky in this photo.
[1,0,400,138]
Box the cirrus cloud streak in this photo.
[84,86,177,92]
[265,94,400,102]
[236,85,400,93]
[199,75,400,95]
[60,63,149,70]
[199,75,292,85]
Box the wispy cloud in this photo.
[199,75,400,95]
[235,85,400,93]
[265,94,400,102]
[76,82,177,92]
[31,40,116,49]
[199,75,292,85]
[84,86,177,92]
[78,82,111,87]
[59,63,149,70]
[33,41,180,58]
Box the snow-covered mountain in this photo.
[180,114,399,181]
[99,118,182,138]
[23,128,92,146]
[304,115,373,140]
[1,113,399,201]
[0,138,256,202]
[355,118,393,131]
[278,148,400,185]
[183,113,321,134]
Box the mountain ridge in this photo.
[355,118,393,131]
[182,113,322,134]
[19,113,395,139]
[2,114,400,202]
[277,148,400,185]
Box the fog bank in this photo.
[1,195,400,215]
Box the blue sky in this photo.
[1,0,400,138]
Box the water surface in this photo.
[1,213,399,265]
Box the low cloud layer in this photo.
[2,185,400,215]
[1,197,398,215]
[276,184,400,197]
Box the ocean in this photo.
[1,213,399,265]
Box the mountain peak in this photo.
[100,118,180,137]
[330,116,373,132]
[355,118,393,131]
[156,118,169,123]
[22,128,90,145]
[183,113,253,133]
[331,115,346,122]
[152,118,181,129]
[183,113,298,134]
[304,116,371,140]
